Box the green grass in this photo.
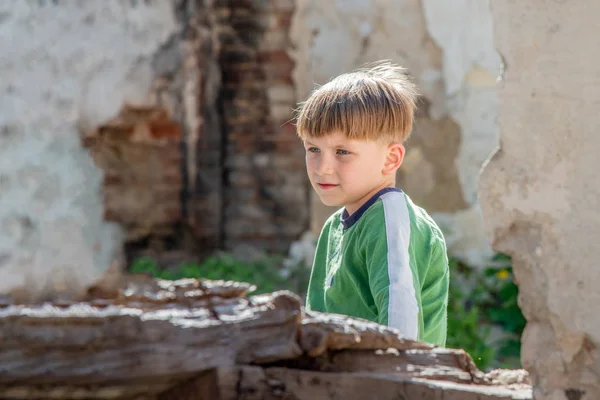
[130,252,311,298]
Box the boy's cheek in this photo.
[305,161,318,177]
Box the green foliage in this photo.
[130,252,311,297]
[446,262,497,370]
[446,253,526,371]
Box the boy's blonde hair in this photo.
[295,62,418,143]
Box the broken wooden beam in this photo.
[159,365,531,400]
[0,278,302,398]
[0,277,532,399]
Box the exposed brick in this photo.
[221,66,265,84]
[269,103,294,123]
[258,30,288,52]
[256,13,279,31]
[226,0,265,9]
[86,105,184,241]
[273,0,295,11]
[230,7,273,31]
[148,119,181,139]
[213,0,257,8]
[266,138,301,153]
[209,0,308,256]
[248,0,272,10]
[220,46,257,64]
[227,171,257,187]
[214,7,232,19]
[256,50,293,63]
[261,60,294,83]
[275,11,293,29]
[271,154,305,169]
[222,85,266,100]
[278,121,299,137]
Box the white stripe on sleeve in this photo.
[380,192,419,339]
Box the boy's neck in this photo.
[344,180,396,216]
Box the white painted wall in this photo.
[0,0,179,301]
[421,0,502,265]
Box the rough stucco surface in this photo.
[421,0,501,266]
[480,1,600,398]
[291,0,500,266]
[0,1,178,301]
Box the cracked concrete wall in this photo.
[291,0,501,266]
[480,2,600,399]
[0,1,179,301]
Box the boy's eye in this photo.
[336,149,350,155]
[307,147,320,153]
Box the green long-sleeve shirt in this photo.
[306,188,449,346]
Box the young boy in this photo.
[295,62,449,347]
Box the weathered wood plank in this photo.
[0,277,532,399]
[156,369,219,400]
[215,366,532,400]
[260,348,480,384]
[0,278,302,396]
[0,381,172,400]
[299,310,434,355]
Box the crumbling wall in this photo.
[0,0,310,290]
[291,0,501,266]
[91,0,310,261]
[0,1,179,301]
[82,105,183,241]
[480,1,600,398]
[217,0,308,256]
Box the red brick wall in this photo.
[83,105,183,243]
[216,0,308,255]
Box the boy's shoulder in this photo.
[318,190,446,249]
[321,207,345,228]
[403,193,446,241]
[359,191,445,244]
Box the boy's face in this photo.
[304,131,403,216]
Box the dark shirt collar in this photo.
[340,187,403,230]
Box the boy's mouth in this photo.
[317,183,338,190]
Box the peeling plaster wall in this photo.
[481,1,600,398]
[422,0,502,265]
[0,1,179,301]
[291,0,501,266]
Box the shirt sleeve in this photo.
[421,236,449,346]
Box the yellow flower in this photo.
[496,269,510,280]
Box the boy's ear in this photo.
[383,143,405,175]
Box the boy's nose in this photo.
[315,155,334,176]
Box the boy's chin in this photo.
[317,196,343,208]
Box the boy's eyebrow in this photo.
[304,140,353,148]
